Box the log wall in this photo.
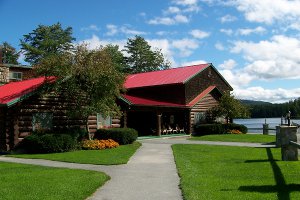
[190,92,219,133]
[0,92,120,151]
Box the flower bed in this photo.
[82,139,119,150]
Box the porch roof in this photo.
[121,86,218,108]
[0,76,55,107]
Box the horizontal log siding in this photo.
[2,92,120,150]
[185,66,231,104]
[190,93,219,133]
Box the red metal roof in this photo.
[121,86,217,108]
[124,63,210,89]
[0,76,55,106]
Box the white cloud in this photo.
[220,14,237,23]
[233,87,300,103]
[148,14,189,25]
[81,24,100,32]
[171,38,199,57]
[231,35,300,79]
[189,29,210,39]
[106,24,118,36]
[173,0,198,6]
[106,24,146,36]
[218,59,237,69]
[231,0,300,25]
[237,26,266,36]
[120,26,147,35]
[181,59,208,66]
[220,28,233,36]
[219,69,254,89]
[164,6,181,14]
[215,42,225,50]
[78,35,126,50]
[174,14,189,23]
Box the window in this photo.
[97,113,112,128]
[194,112,206,124]
[32,113,53,131]
[9,72,22,80]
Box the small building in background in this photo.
[0,64,33,85]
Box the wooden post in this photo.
[123,111,127,128]
[263,123,269,135]
[156,113,162,136]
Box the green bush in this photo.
[193,123,248,136]
[17,133,78,154]
[94,128,138,145]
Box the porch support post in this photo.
[156,113,162,136]
[123,110,127,128]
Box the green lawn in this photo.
[0,162,108,200]
[9,142,141,165]
[172,144,300,200]
[190,134,275,143]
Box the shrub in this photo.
[82,139,119,150]
[193,123,247,136]
[17,133,78,154]
[94,128,138,145]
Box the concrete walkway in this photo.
[0,138,276,200]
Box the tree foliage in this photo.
[103,44,127,73]
[20,23,75,65]
[246,98,300,118]
[124,35,170,73]
[36,44,125,125]
[206,92,250,123]
[0,42,19,64]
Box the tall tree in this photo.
[37,44,125,132]
[0,42,19,64]
[20,23,75,65]
[124,35,170,74]
[103,44,127,73]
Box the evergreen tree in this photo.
[0,42,19,64]
[124,35,170,74]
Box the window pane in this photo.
[32,113,53,131]
[97,113,112,128]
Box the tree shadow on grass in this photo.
[239,148,300,200]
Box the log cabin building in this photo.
[119,63,232,136]
[0,63,232,151]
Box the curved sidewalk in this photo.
[0,138,275,200]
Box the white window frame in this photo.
[9,71,23,80]
[97,113,112,129]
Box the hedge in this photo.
[93,128,138,145]
[17,133,79,154]
[193,123,248,136]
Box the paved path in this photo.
[0,137,276,200]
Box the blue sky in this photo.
[1,0,300,103]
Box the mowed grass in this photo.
[0,162,108,200]
[190,134,275,143]
[9,142,141,165]
[172,144,300,200]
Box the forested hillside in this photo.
[241,98,300,118]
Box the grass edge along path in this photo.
[172,144,300,200]
[189,134,275,143]
[0,161,109,200]
[8,141,141,165]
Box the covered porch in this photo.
[123,106,191,136]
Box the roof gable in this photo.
[124,63,210,89]
[0,76,55,107]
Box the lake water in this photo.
[233,118,300,134]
